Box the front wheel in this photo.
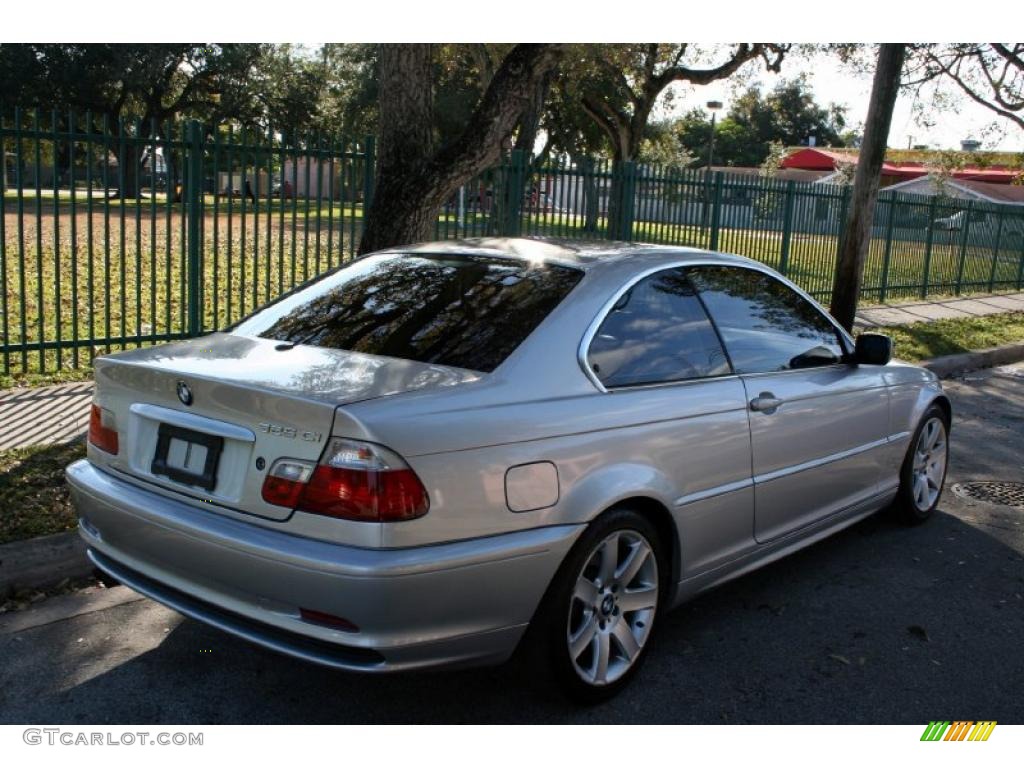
[529,508,664,703]
[891,404,950,524]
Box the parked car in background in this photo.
[271,180,294,199]
[933,210,966,231]
[67,238,951,701]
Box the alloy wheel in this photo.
[912,416,948,511]
[567,530,658,686]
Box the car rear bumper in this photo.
[66,459,583,672]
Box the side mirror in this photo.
[854,333,893,366]
[789,345,842,369]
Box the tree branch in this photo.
[580,92,630,149]
[428,44,564,188]
[922,46,1024,128]
[649,43,785,92]
[991,43,1024,71]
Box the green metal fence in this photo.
[2,108,1024,382]
[0,110,374,380]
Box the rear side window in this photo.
[587,268,730,388]
[686,266,844,374]
[233,253,583,372]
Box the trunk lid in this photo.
[89,333,480,521]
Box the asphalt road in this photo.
[2,364,1022,724]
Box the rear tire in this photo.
[891,404,950,524]
[527,507,665,704]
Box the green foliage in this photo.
[0,43,382,142]
[0,44,268,128]
[675,77,848,168]
[870,148,1024,168]
[248,44,379,141]
[540,44,622,161]
[638,122,695,171]
[760,140,788,176]
[925,149,968,199]
[753,140,789,220]
[546,44,788,167]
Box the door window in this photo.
[687,266,845,374]
[587,268,730,388]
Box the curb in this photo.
[922,341,1024,379]
[0,530,90,596]
[0,584,143,635]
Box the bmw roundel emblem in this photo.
[176,380,193,406]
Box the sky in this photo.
[661,52,1024,154]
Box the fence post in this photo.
[0,106,7,376]
[921,196,938,299]
[709,172,724,251]
[1016,219,1024,290]
[954,199,974,295]
[987,208,1003,291]
[186,120,204,337]
[834,184,852,270]
[617,161,638,241]
[362,135,376,211]
[879,195,897,303]
[778,180,796,275]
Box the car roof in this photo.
[385,237,756,274]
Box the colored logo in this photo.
[920,721,997,741]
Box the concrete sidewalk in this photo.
[855,291,1024,328]
[0,381,93,451]
[0,291,1022,453]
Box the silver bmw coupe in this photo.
[67,238,951,701]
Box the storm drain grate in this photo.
[952,482,1024,509]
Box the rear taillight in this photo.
[260,459,314,507]
[88,404,119,455]
[261,438,429,523]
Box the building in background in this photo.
[782,147,1023,187]
[882,176,1024,206]
[282,158,338,199]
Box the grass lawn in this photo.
[0,440,84,545]
[885,311,1024,363]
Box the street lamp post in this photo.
[706,100,723,169]
[702,100,723,238]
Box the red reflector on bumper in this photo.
[299,608,359,633]
[88,404,119,455]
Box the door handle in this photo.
[749,392,783,414]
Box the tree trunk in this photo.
[359,44,563,255]
[602,126,638,240]
[605,147,631,241]
[573,154,600,233]
[118,142,143,199]
[513,70,551,157]
[358,44,435,250]
[829,44,906,331]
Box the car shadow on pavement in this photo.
[5,500,1023,725]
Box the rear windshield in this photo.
[232,252,584,372]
